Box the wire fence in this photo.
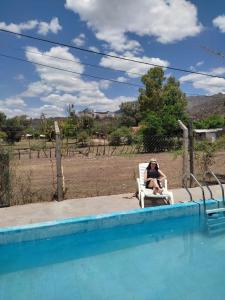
[0,135,183,160]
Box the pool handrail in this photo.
[182,175,202,216]
[190,173,206,214]
[203,172,220,208]
[182,175,193,202]
[206,170,225,206]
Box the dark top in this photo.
[146,168,160,179]
[145,168,161,188]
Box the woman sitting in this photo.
[144,158,166,195]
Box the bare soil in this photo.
[12,151,225,204]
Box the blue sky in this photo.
[0,0,225,118]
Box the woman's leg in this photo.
[148,179,162,194]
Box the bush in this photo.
[77,131,89,146]
[109,127,133,146]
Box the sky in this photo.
[0,0,225,118]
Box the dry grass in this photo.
[11,153,182,202]
[9,151,225,205]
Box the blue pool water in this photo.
[0,215,225,300]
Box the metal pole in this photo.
[188,120,194,187]
[54,121,63,201]
[178,120,189,186]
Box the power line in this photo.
[2,51,220,90]
[0,52,142,88]
[201,45,225,59]
[11,46,145,78]
[1,28,225,80]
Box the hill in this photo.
[187,93,225,119]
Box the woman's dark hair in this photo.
[147,161,159,171]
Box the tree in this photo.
[138,67,187,136]
[39,113,54,141]
[109,127,133,146]
[119,101,141,127]
[79,115,94,131]
[138,67,165,113]
[194,115,225,129]
[62,105,79,138]
[0,112,6,128]
[2,116,27,143]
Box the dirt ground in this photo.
[12,151,225,204]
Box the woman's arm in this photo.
[144,170,153,182]
[158,169,166,181]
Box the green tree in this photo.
[2,116,27,143]
[138,67,187,136]
[138,67,165,113]
[119,101,141,127]
[39,113,54,141]
[0,112,6,128]
[62,105,79,138]
[79,115,94,131]
[194,115,225,129]
[109,127,133,146]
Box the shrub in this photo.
[109,127,133,146]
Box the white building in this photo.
[194,128,223,142]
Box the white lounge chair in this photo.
[137,162,174,208]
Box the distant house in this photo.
[78,108,94,118]
[194,128,223,142]
[39,134,46,139]
[93,111,115,119]
[25,134,33,139]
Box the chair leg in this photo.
[169,192,174,204]
[140,192,145,208]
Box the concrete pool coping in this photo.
[0,184,224,228]
[0,199,217,245]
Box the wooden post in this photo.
[54,121,63,201]
[188,120,194,187]
[178,120,189,186]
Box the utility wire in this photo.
[11,46,145,78]
[1,28,225,80]
[0,52,142,88]
[201,45,225,59]
[0,51,217,88]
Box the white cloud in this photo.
[25,46,85,91]
[180,67,225,94]
[0,97,26,111]
[0,45,139,117]
[65,0,202,52]
[14,74,25,81]
[41,93,78,106]
[190,60,204,71]
[0,17,62,36]
[89,46,100,52]
[72,33,86,46]
[196,61,204,67]
[37,17,62,35]
[100,51,169,78]
[117,76,127,82]
[213,15,225,33]
[0,20,38,33]
[23,46,131,113]
[28,105,65,118]
[21,81,53,98]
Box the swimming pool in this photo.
[0,201,225,300]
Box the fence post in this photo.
[178,120,189,186]
[0,151,10,207]
[54,121,63,201]
[188,120,194,187]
